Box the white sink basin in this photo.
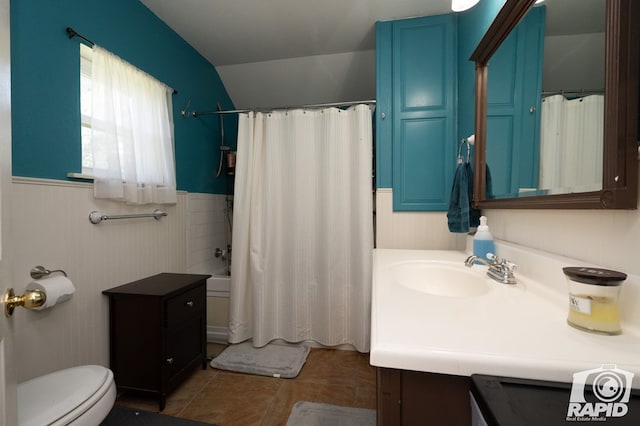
[372,249,640,388]
[390,260,490,298]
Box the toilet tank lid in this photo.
[18,365,112,426]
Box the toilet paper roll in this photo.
[25,276,76,310]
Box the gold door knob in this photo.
[4,288,47,317]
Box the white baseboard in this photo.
[207,326,229,343]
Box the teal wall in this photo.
[11,0,237,194]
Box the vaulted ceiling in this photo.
[139,0,452,108]
[139,0,453,66]
[139,0,604,109]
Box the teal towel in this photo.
[469,163,481,228]
[447,162,480,233]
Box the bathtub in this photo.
[207,270,231,298]
[205,269,231,343]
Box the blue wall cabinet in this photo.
[486,6,545,198]
[377,15,457,211]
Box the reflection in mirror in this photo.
[471,0,638,209]
[539,0,605,195]
[486,0,606,199]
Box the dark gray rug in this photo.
[286,401,376,425]
[210,342,310,378]
[101,406,216,425]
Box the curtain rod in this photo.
[66,27,95,46]
[192,99,376,116]
[66,26,178,95]
[542,89,604,96]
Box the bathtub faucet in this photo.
[215,247,227,259]
[215,245,232,261]
[464,253,517,284]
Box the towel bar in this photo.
[89,209,167,224]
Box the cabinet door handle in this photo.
[166,357,174,365]
[185,301,194,308]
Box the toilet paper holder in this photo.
[4,288,46,317]
[30,265,68,279]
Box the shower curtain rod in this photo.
[192,99,376,116]
[542,89,604,97]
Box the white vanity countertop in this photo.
[370,249,640,387]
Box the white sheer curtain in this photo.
[89,45,177,205]
[539,94,604,194]
[229,105,373,352]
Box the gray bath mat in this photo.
[209,342,310,378]
[286,401,376,426]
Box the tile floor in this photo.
[114,343,377,425]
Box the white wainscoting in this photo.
[9,178,187,383]
[186,193,230,277]
[375,189,466,250]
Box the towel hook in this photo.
[457,134,475,164]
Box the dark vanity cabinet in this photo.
[377,368,471,425]
[471,374,640,425]
[103,273,210,410]
[378,369,640,425]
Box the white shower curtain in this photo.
[539,94,604,194]
[229,105,373,352]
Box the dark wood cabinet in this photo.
[103,273,210,410]
[377,368,471,425]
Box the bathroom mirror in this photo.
[470,0,639,209]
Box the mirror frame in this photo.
[470,0,639,209]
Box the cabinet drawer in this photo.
[166,285,205,327]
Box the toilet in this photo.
[17,365,116,426]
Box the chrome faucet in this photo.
[465,253,517,284]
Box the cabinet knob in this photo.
[166,357,174,364]
[185,301,194,308]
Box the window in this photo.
[80,44,177,205]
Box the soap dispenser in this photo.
[473,216,495,261]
